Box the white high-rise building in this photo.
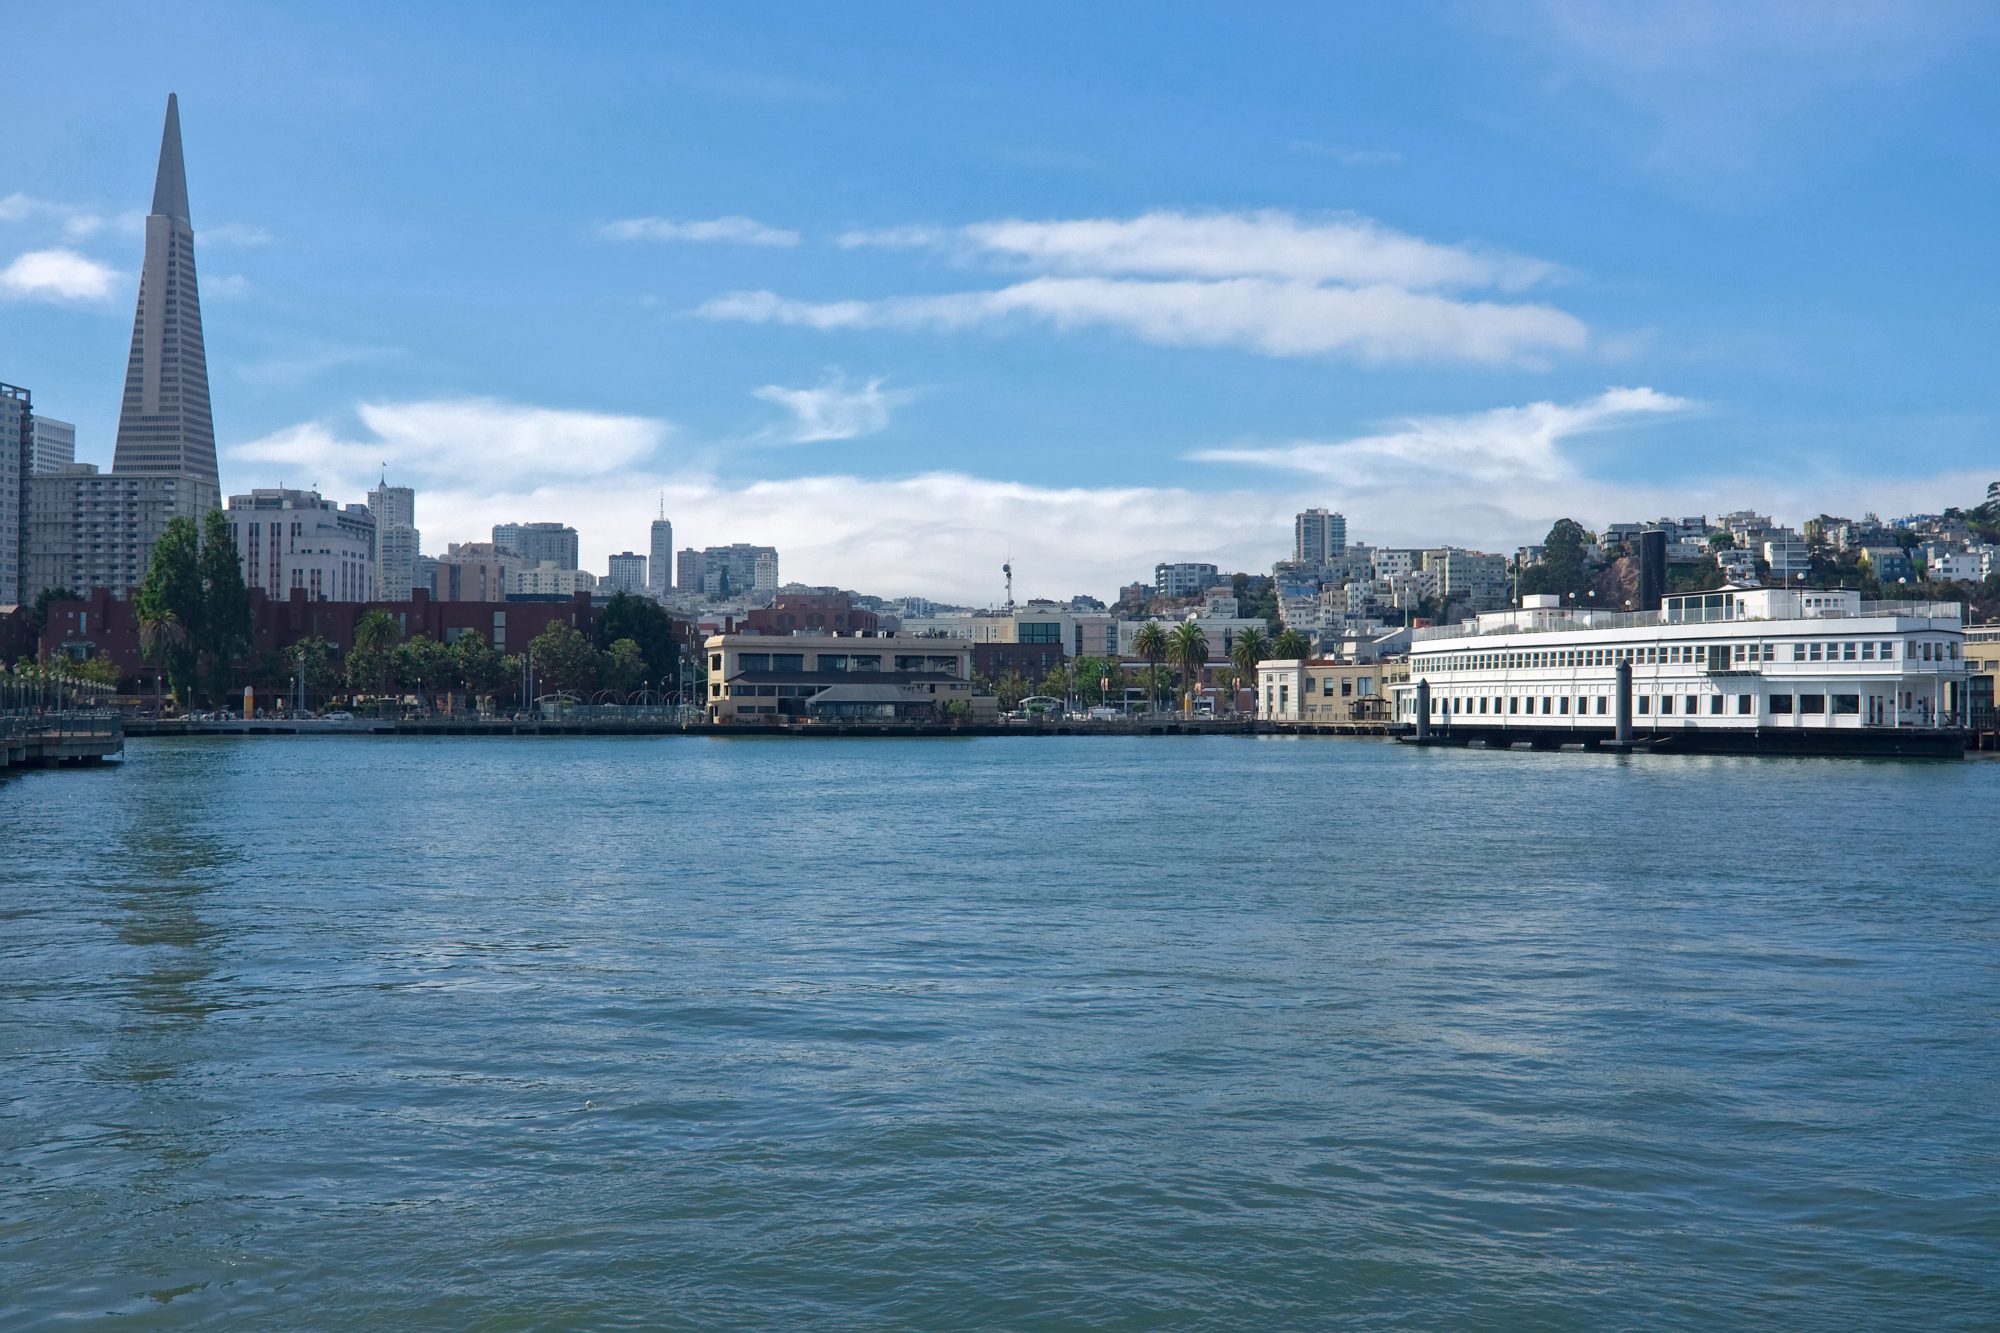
[607,551,647,594]
[29,416,74,474]
[368,479,419,600]
[226,488,377,602]
[650,515,673,595]
[1294,508,1347,565]
[0,383,29,605]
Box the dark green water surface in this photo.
[3,736,1997,1329]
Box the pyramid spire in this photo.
[151,93,190,224]
[112,93,216,488]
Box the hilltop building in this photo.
[649,509,673,596]
[492,521,579,571]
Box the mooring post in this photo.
[1615,658,1633,746]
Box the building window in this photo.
[1799,693,1826,714]
[1833,694,1860,715]
[1771,694,1794,714]
[1019,622,1062,644]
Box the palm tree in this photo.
[137,609,189,710]
[351,609,402,704]
[1132,621,1168,711]
[1230,626,1270,706]
[1273,627,1311,660]
[1167,621,1209,716]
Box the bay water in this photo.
[3,736,1996,1329]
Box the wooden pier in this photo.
[1,713,125,772]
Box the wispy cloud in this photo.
[599,215,800,247]
[703,277,1586,366]
[741,210,1583,366]
[1287,141,1405,168]
[1505,0,1977,179]
[0,248,119,302]
[751,372,914,443]
[204,273,252,299]
[840,209,1555,289]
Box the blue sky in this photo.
[3,1,1996,601]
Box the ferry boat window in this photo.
[1833,694,1860,714]
[1800,693,1826,714]
[1762,644,1775,661]
[1541,697,1553,714]
[1843,642,1857,661]
[1709,696,1724,715]
[1772,694,1793,714]
[1596,697,1607,714]
[1558,697,1569,714]
[1509,698,1519,713]
[1638,697,1650,714]
[1809,643,1823,661]
[1736,694,1752,714]
[1661,696,1673,714]
[1882,641,1895,658]
[1686,694,1699,714]
[1793,644,1806,661]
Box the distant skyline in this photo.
[2,2,1996,602]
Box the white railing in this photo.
[1414,598,1965,644]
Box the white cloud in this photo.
[703,276,1587,365]
[0,248,119,302]
[223,391,1990,601]
[751,372,912,443]
[599,215,800,246]
[228,398,666,495]
[838,209,1554,290]
[204,273,251,298]
[1193,387,1692,484]
[737,210,1583,366]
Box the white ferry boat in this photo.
[1392,588,1969,757]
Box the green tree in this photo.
[1519,517,1592,599]
[394,635,452,711]
[1069,655,1116,706]
[1708,531,1735,551]
[1230,625,1270,688]
[593,592,681,692]
[30,585,79,638]
[1132,621,1168,709]
[1167,620,1209,714]
[452,630,508,707]
[1039,660,1071,703]
[73,654,121,688]
[1273,627,1311,659]
[601,637,647,696]
[196,509,252,702]
[135,517,204,701]
[137,608,191,709]
[994,669,1029,710]
[349,609,402,698]
[527,620,598,697]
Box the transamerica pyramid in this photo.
[111,93,217,486]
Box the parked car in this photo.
[323,710,355,722]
